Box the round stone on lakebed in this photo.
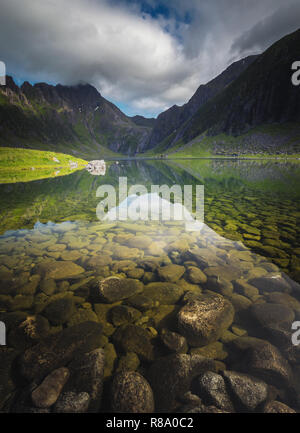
[109,305,142,327]
[113,324,154,362]
[31,367,70,408]
[250,302,295,330]
[36,261,85,280]
[43,298,76,325]
[248,274,291,293]
[147,354,216,412]
[263,400,296,413]
[19,321,103,381]
[111,371,154,413]
[196,371,234,412]
[186,266,207,284]
[178,293,234,347]
[95,277,143,303]
[53,391,90,413]
[143,282,184,304]
[222,370,268,412]
[157,264,185,283]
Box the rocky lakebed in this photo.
[1,218,300,414]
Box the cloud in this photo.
[0,0,299,116]
[231,1,300,56]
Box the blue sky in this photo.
[1,0,300,117]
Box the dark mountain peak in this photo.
[0,74,153,156]
[21,81,33,91]
[130,115,156,128]
[54,82,102,109]
[3,75,19,92]
[159,104,180,116]
[181,27,300,144]
[147,54,258,150]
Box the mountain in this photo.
[130,115,156,128]
[1,28,299,158]
[146,55,258,152]
[152,28,300,156]
[0,77,152,158]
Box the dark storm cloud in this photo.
[231,1,300,55]
[0,0,298,116]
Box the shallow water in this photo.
[1,159,300,413]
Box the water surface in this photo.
[1,158,300,413]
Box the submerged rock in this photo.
[111,371,154,413]
[143,282,184,304]
[113,325,154,361]
[125,294,158,312]
[230,337,292,389]
[177,293,234,346]
[250,302,295,330]
[67,348,105,412]
[31,367,70,408]
[17,274,40,295]
[149,304,179,330]
[103,343,117,379]
[40,279,56,296]
[196,371,234,412]
[43,298,75,325]
[178,391,202,408]
[147,354,216,412]
[266,292,300,312]
[229,293,252,311]
[249,274,291,293]
[116,352,140,373]
[190,341,228,360]
[20,321,103,381]
[8,314,50,350]
[67,308,99,327]
[36,261,85,280]
[186,267,207,284]
[109,305,142,327]
[223,370,268,412]
[95,277,143,303]
[0,348,18,411]
[263,400,296,413]
[158,265,185,283]
[233,279,259,300]
[54,391,90,413]
[181,404,229,413]
[127,235,152,249]
[161,328,188,354]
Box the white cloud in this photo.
[0,0,298,116]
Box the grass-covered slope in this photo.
[166,123,300,158]
[0,78,151,158]
[0,147,87,183]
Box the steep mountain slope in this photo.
[146,55,258,152]
[167,28,300,155]
[130,115,156,128]
[0,77,152,158]
[1,28,299,158]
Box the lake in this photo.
[1,158,300,413]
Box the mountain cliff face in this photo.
[165,28,300,154]
[146,55,258,152]
[0,28,299,158]
[0,77,152,158]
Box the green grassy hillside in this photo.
[0,147,88,183]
